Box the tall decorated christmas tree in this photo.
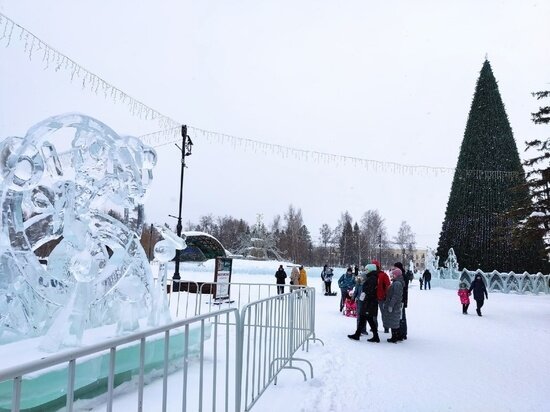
[437,60,546,273]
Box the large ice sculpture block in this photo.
[0,114,170,348]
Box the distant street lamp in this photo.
[170,125,193,292]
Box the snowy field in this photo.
[83,261,550,412]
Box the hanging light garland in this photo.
[0,12,523,180]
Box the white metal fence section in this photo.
[238,287,323,412]
[0,284,322,412]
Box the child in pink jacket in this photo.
[458,282,471,314]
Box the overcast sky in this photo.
[1,0,549,249]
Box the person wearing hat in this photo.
[275,265,287,295]
[457,282,471,314]
[383,267,404,343]
[348,264,380,342]
[469,274,488,316]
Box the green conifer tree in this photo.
[437,60,544,272]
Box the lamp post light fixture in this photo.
[171,125,193,292]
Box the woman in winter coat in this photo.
[469,274,488,316]
[383,268,404,343]
[338,267,356,312]
[298,265,308,286]
[290,267,300,291]
[348,264,380,342]
[275,265,287,295]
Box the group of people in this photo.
[274,264,307,294]
[338,260,411,343]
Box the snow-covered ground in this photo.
[4,260,547,411]
[254,277,550,412]
[85,260,550,412]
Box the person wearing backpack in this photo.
[338,267,355,312]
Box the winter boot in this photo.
[348,332,360,341]
[387,330,399,343]
[367,333,380,343]
[477,308,482,317]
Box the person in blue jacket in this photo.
[338,267,355,312]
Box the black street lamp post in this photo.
[171,125,193,292]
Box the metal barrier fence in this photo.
[0,284,322,412]
[167,281,298,318]
[238,287,323,411]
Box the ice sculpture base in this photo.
[0,323,211,411]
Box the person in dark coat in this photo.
[348,264,380,342]
[275,265,287,295]
[422,268,432,290]
[321,264,334,295]
[469,274,488,316]
[394,262,409,341]
[382,268,404,343]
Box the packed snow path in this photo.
[254,281,550,412]
[88,274,550,411]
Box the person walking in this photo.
[348,264,380,342]
[457,282,471,314]
[373,259,390,333]
[338,267,355,312]
[423,268,432,290]
[469,274,488,316]
[275,265,287,295]
[383,268,404,343]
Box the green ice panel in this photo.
[0,324,210,411]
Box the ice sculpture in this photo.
[0,113,169,349]
[425,247,440,279]
[443,248,460,279]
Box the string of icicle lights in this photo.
[0,12,521,181]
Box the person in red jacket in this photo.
[373,259,391,333]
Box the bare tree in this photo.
[393,221,416,262]
[360,210,388,263]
